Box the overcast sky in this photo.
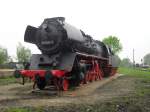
[0,0,150,63]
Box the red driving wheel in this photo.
[62,79,69,91]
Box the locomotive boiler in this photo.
[14,17,119,91]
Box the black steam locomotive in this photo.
[15,17,118,91]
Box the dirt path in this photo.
[0,74,135,108]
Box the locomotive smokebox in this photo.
[24,17,66,55]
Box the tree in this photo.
[143,53,150,65]
[102,36,122,54]
[16,43,31,62]
[0,46,9,64]
[120,58,132,67]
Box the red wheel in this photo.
[93,74,96,81]
[62,79,69,91]
[89,73,93,82]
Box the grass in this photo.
[118,67,150,78]
[118,67,150,97]
[0,76,17,85]
[5,108,29,112]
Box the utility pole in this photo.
[133,49,135,68]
